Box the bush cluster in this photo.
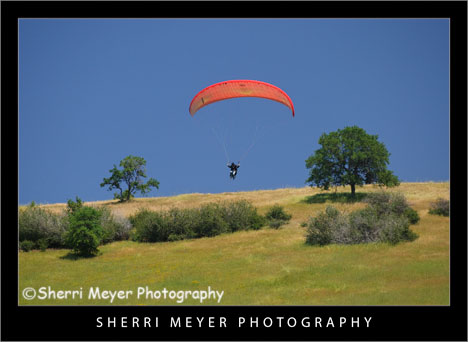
[221,200,265,232]
[130,200,266,243]
[364,192,420,225]
[428,198,449,217]
[19,198,132,253]
[19,204,68,251]
[19,197,292,253]
[98,207,132,244]
[306,192,419,246]
[264,204,292,229]
[19,240,36,252]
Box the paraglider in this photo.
[227,161,240,180]
[189,80,294,179]
[189,80,295,117]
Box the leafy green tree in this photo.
[100,155,160,202]
[305,126,399,197]
[66,206,103,256]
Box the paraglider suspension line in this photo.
[211,127,230,164]
[239,125,264,162]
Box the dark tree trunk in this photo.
[350,183,356,197]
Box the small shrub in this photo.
[37,238,49,252]
[67,227,101,256]
[365,191,419,224]
[19,205,49,242]
[194,203,229,237]
[250,213,267,230]
[264,204,292,229]
[130,208,198,243]
[98,207,132,244]
[429,198,450,217]
[305,206,338,246]
[364,192,409,216]
[364,192,392,216]
[265,205,292,222]
[347,207,380,244]
[20,240,35,252]
[222,200,266,231]
[47,213,69,248]
[19,204,68,248]
[388,193,410,216]
[404,207,420,224]
[378,214,418,245]
[165,208,198,241]
[66,206,103,256]
[130,209,168,242]
[113,215,133,240]
[305,192,419,247]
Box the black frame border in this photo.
[2,1,466,341]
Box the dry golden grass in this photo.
[35,182,449,219]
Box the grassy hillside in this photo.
[19,182,450,305]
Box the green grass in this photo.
[19,182,450,306]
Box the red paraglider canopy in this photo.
[189,80,295,117]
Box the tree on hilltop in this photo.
[305,126,399,197]
[100,155,160,202]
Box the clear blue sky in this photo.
[19,19,449,204]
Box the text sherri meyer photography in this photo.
[96,315,373,329]
[22,286,224,304]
